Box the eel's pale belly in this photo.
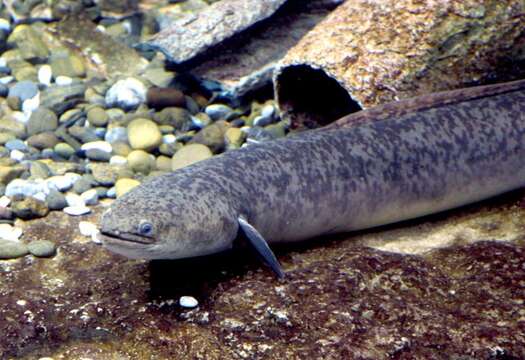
[240,87,525,243]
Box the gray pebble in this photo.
[73,177,93,194]
[8,80,38,101]
[46,189,67,210]
[0,239,29,259]
[27,240,56,257]
[105,127,128,144]
[205,104,233,121]
[27,107,58,136]
[5,139,27,152]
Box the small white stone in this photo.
[55,76,73,86]
[22,93,40,118]
[0,19,11,32]
[11,111,28,123]
[80,189,98,206]
[106,187,116,198]
[179,296,199,308]
[0,224,23,242]
[162,134,176,145]
[81,141,112,154]
[33,192,47,202]
[46,175,75,192]
[16,299,27,306]
[65,193,85,208]
[79,221,97,236]
[10,149,25,162]
[105,78,147,110]
[261,104,276,118]
[38,65,52,86]
[0,195,11,208]
[109,155,127,166]
[0,76,13,84]
[6,179,49,197]
[91,230,102,244]
[63,206,91,216]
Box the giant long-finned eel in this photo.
[99,80,525,277]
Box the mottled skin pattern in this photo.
[100,80,525,260]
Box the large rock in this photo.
[171,143,213,170]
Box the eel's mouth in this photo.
[99,230,156,245]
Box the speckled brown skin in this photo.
[100,80,525,260]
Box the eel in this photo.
[99,79,525,278]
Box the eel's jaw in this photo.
[98,232,160,260]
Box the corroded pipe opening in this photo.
[275,65,362,129]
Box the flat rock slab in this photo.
[1,191,525,358]
[146,0,288,64]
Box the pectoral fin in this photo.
[238,216,285,278]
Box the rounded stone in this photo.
[225,127,246,149]
[8,80,38,101]
[111,142,131,156]
[27,240,56,257]
[11,197,49,219]
[156,155,172,172]
[190,122,227,153]
[171,144,212,171]
[105,78,146,110]
[127,118,162,151]
[46,189,67,210]
[80,189,98,206]
[27,132,59,150]
[205,104,233,121]
[54,142,75,159]
[179,296,199,308]
[73,177,93,194]
[115,178,141,197]
[127,150,155,174]
[87,107,109,127]
[0,239,29,259]
[154,107,191,129]
[63,206,91,216]
[27,107,58,136]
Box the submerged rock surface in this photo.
[1,191,524,359]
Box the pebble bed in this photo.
[0,0,289,260]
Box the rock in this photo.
[128,150,155,174]
[0,117,26,138]
[179,296,199,308]
[38,64,52,86]
[54,143,75,159]
[11,197,49,219]
[8,80,38,102]
[185,95,200,114]
[27,240,56,257]
[115,178,141,197]
[55,76,73,86]
[191,113,212,129]
[0,224,21,241]
[27,107,58,136]
[105,126,128,144]
[245,126,276,143]
[50,53,86,78]
[89,163,118,186]
[143,67,174,88]
[29,161,51,179]
[110,155,127,166]
[265,122,287,139]
[171,144,212,171]
[68,125,100,143]
[8,25,49,63]
[205,104,233,121]
[7,96,22,111]
[80,189,98,206]
[154,107,191,129]
[10,150,25,162]
[0,165,24,184]
[224,127,245,149]
[0,239,28,259]
[111,142,131,157]
[105,78,146,110]
[5,139,27,152]
[73,177,92,194]
[146,87,186,109]
[81,141,112,161]
[0,132,16,145]
[127,118,162,151]
[156,155,172,172]
[40,83,86,116]
[87,107,109,127]
[190,122,227,153]
[27,132,59,149]
[253,114,275,127]
[65,193,85,208]
[46,189,67,210]
[63,206,91,216]
[79,221,98,237]
[5,179,48,198]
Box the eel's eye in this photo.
[138,221,154,236]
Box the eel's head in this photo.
[98,174,239,260]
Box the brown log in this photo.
[146,87,186,110]
[274,0,525,129]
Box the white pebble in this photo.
[65,193,85,208]
[162,134,176,145]
[10,149,25,162]
[46,175,74,192]
[109,155,127,166]
[106,187,116,198]
[55,76,73,86]
[6,179,49,197]
[261,104,276,118]
[105,78,146,110]
[80,189,98,206]
[81,141,112,154]
[79,221,98,237]
[38,65,52,86]
[16,299,27,306]
[63,206,91,216]
[0,195,11,208]
[33,192,47,202]
[0,224,23,242]
[11,111,28,123]
[0,19,11,32]
[22,93,40,118]
[0,76,14,84]
[91,230,102,244]
[179,296,199,308]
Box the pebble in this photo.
[5,139,27,151]
[253,114,274,127]
[54,143,75,158]
[0,224,22,242]
[190,122,227,153]
[73,177,92,194]
[46,189,67,210]
[154,107,191,129]
[65,193,85,208]
[87,107,109,127]
[0,165,24,185]
[63,206,91,216]
[105,78,146,110]
[27,132,59,149]
[27,106,58,136]
[191,113,212,129]
[179,296,199,308]
[46,175,76,192]
[8,80,38,101]
[11,197,49,219]
[6,179,48,198]
[89,163,118,186]
[127,118,162,151]
[105,126,128,144]
[10,149,25,162]
[79,221,98,237]
[127,150,155,174]
[110,155,127,166]
[205,104,233,121]
[0,196,10,208]
[106,187,117,198]
[55,76,73,86]
[224,127,246,149]
[171,144,212,171]
[156,156,172,172]
[38,64,52,86]
[0,239,29,259]
[115,178,140,197]
[27,240,56,257]
[80,189,98,206]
